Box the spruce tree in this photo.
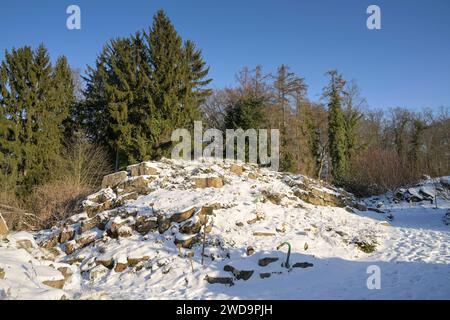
[324,70,347,184]
[0,45,74,193]
[83,10,211,165]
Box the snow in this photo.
[1,160,449,300]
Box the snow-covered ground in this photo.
[1,160,449,300]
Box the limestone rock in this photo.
[114,262,127,273]
[76,232,98,248]
[90,265,109,280]
[248,172,258,180]
[117,226,133,238]
[259,273,271,279]
[59,227,75,243]
[253,232,276,237]
[117,176,155,195]
[0,213,8,236]
[40,231,60,249]
[174,234,199,249]
[43,279,65,289]
[101,171,128,189]
[170,207,197,223]
[192,176,224,189]
[57,267,73,280]
[96,257,114,269]
[127,256,150,267]
[230,164,243,175]
[64,240,77,255]
[79,216,102,234]
[246,246,255,256]
[179,209,207,234]
[261,190,284,205]
[134,216,158,235]
[0,267,5,279]
[157,215,171,234]
[127,162,158,177]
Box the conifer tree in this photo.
[83,10,211,165]
[0,45,74,193]
[324,70,347,184]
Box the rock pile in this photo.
[30,158,377,289]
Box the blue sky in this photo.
[1,0,449,110]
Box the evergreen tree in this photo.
[225,94,267,130]
[82,10,211,166]
[0,45,74,193]
[324,70,347,184]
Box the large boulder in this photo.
[127,162,158,177]
[179,210,207,234]
[82,188,117,217]
[170,207,197,223]
[39,231,61,249]
[258,257,279,267]
[134,216,158,235]
[101,171,128,189]
[192,176,224,189]
[204,275,234,286]
[174,234,199,248]
[230,164,243,176]
[294,188,349,207]
[0,213,8,236]
[116,176,155,195]
[59,227,76,243]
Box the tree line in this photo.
[202,65,449,195]
[0,10,449,228]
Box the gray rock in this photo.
[223,265,254,281]
[246,246,255,256]
[258,257,279,267]
[292,262,314,269]
[204,275,234,286]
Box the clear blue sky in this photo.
[1,0,449,110]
